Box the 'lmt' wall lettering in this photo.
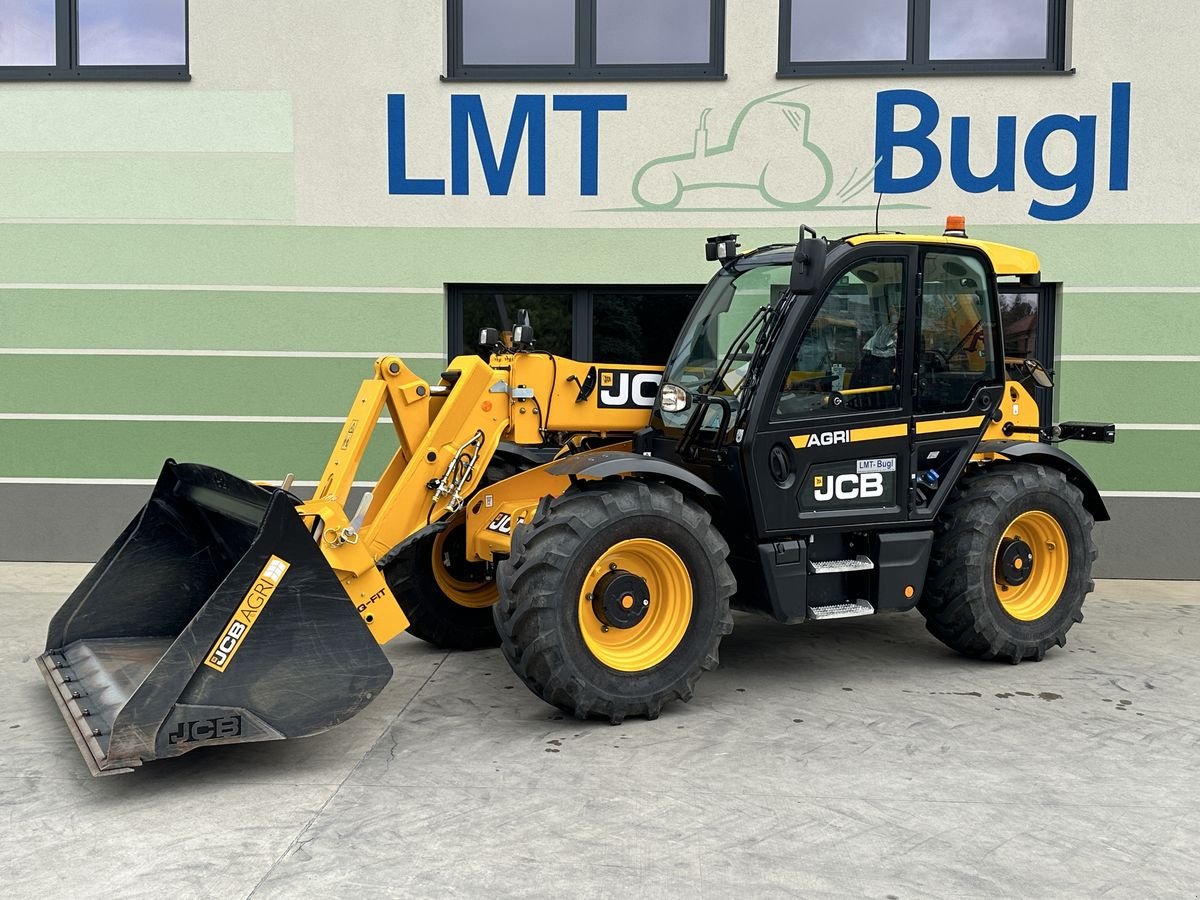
[388,94,628,197]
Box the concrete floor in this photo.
[2,565,1197,899]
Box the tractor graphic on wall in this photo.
[631,87,885,212]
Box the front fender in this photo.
[546,451,721,503]
[977,441,1110,522]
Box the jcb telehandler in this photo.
[38,219,1115,775]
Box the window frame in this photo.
[777,0,1070,78]
[447,283,705,363]
[445,0,726,81]
[999,280,1059,431]
[770,253,913,424]
[914,247,1005,415]
[0,0,190,82]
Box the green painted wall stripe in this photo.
[0,92,294,153]
[2,355,1191,423]
[1,224,1199,288]
[0,157,294,221]
[1057,362,1200,425]
[0,420,1188,490]
[0,356,445,417]
[1065,431,1197,493]
[0,421,395,481]
[1060,293,1200,356]
[0,290,444,352]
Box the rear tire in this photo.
[918,463,1096,663]
[382,517,500,651]
[494,481,734,723]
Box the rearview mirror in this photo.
[1024,358,1054,389]
[790,228,827,294]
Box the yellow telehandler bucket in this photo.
[37,460,392,775]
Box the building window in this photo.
[0,0,189,81]
[448,285,702,365]
[446,0,725,81]
[778,0,1068,77]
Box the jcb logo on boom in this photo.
[814,473,885,502]
[598,370,661,410]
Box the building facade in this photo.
[0,1,1196,577]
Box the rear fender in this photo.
[975,440,1110,522]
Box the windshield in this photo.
[658,261,791,430]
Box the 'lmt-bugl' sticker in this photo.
[204,556,290,672]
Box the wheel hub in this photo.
[996,537,1035,586]
[577,538,694,672]
[591,570,651,630]
[991,509,1070,622]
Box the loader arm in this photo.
[296,351,663,645]
[295,354,511,644]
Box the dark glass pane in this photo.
[461,0,575,66]
[789,0,908,63]
[596,0,711,65]
[0,0,56,66]
[930,0,1049,60]
[776,258,907,419]
[916,253,997,413]
[999,291,1039,360]
[77,0,187,66]
[592,292,698,365]
[461,291,573,361]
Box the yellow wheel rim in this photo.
[578,538,693,672]
[431,521,498,609]
[993,510,1069,621]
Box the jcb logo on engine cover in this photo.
[597,370,661,409]
[814,473,885,502]
[167,715,242,745]
[204,555,290,673]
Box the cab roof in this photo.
[843,233,1041,277]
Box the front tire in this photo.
[918,463,1096,663]
[494,481,734,723]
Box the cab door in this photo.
[909,247,1006,521]
[744,248,917,537]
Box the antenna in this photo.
[875,192,884,233]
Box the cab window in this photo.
[774,257,907,419]
[916,252,998,413]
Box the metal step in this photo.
[807,599,875,620]
[808,555,874,574]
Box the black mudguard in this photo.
[976,440,1110,522]
[546,450,721,501]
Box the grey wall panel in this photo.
[1091,498,1200,582]
[0,485,149,563]
[0,484,365,564]
[2,486,1195,581]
